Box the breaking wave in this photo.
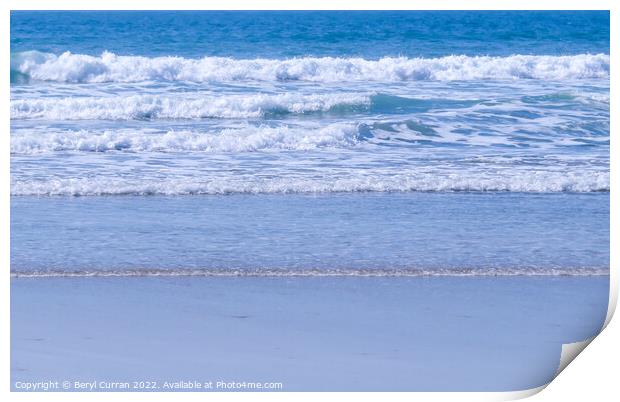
[10,171,609,196]
[10,124,361,154]
[11,51,610,83]
[10,93,371,120]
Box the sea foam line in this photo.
[11,51,610,83]
[10,123,361,154]
[10,93,370,120]
[10,171,610,196]
[9,267,610,278]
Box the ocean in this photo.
[10,11,610,391]
[10,11,609,275]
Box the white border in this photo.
[2,1,616,401]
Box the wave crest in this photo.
[10,93,370,120]
[10,124,361,154]
[11,51,610,83]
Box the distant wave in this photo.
[11,171,609,196]
[11,51,610,83]
[10,93,370,120]
[10,124,361,154]
[10,267,609,278]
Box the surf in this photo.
[11,51,610,84]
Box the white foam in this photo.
[10,267,609,278]
[10,124,361,154]
[10,171,610,196]
[574,92,610,104]
[10,93,370,120]
[12,51,610,83]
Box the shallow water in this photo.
[11,192,609,273]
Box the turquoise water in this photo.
[10,11,609,275]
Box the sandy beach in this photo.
[11,275,608,391]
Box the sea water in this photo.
[10,11,610,275]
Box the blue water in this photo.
[10,11,610,57]
[10,11,610,275]
[11,193,609,273]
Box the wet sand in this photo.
[11,275,608,391]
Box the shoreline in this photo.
[10,268,610,278]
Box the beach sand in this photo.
[11,275,608,391]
